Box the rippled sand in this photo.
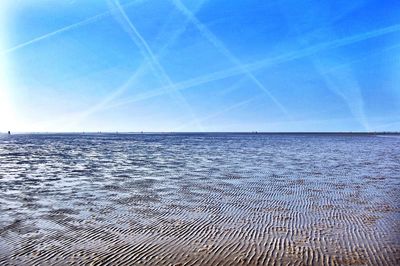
[0,133,399,265]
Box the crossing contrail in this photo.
[70,0,209,127]
[276,4,378,132]
[103,22,400,110]
[171,0,289,115]
[243,23,400,73]
[108,0,204,131]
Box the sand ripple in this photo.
[0,133,399,265]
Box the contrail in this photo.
[313,59,370,130]
[174,95,259,131]
[217,77,248,96]
[1,13,108,55]
[244,23,400,72]
[171,0,289,115]
[105,67,254,109]
[1,0,143,55]
[81,57,251,116]
[276,4,374,131]
[104,22,400,110]
[69,63,150,127]
[108,0,204,131]
[72,0,209,126]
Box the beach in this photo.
[0,133,399,265]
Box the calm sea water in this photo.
[0,133,399,265]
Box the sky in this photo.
[0,0,399,132]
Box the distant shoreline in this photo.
[1,131,399,135]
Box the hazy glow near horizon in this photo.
[0,3,17,132]
[1,0,400,132]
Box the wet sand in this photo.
[0,133,399,265]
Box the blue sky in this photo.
[0,0,399,132]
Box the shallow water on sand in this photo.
[0,133,399,265]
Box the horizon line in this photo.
[2,131,399,135]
